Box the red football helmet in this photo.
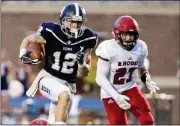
[113,15,140,51]
[30,119,48,125]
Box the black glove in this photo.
[76,50,85,65]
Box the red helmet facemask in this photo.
[113,16,140,51]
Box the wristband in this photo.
[140,72,152,84]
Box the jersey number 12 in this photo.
[51,51,76,74]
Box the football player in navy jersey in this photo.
[19,3,97,125]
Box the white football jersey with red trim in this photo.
[96,39,148,98]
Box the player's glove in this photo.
[114,95,131,110]
[76,47,85,65]
[19,48,31,64]
[19,49,40,65]
[141,72,160,94]
[76,51,84,65]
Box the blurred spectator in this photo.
[1,113,17,124]
[37,105,48,120]
[15,60,33,96]
[1,48,15,113]
[13,109,30,124]
[21,98,37,116]
[8,80,25,98]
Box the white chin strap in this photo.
[70,28,78,38]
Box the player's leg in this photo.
[39,76,73,124]
[47,100,72,124]
[65,95,73,123]
[124,86,154,125]
[55,90,71,123]
[102,97,128,125]
[48,100,72,124]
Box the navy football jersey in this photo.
[38,21,97,83]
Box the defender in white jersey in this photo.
[95,16,159,125]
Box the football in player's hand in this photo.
[27,43,44,61]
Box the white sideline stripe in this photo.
[74,3,79,16]
[71,36,96,45]
[46,28,67,45]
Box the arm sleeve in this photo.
[138,43,148,68]
[95,42,110,61]
[96,58,119,99]
[138,55,147,68]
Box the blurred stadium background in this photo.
[1,1,179,125]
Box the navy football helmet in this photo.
[59,3,87,38]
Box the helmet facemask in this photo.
[60,16,86,38]
[116,30,139,51]
[113,16,140,51]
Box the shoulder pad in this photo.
[37,21,56,34]
[84,28,97,37]
[136,39,148,56]
[95,39,116,60]
[82,28,97,48]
